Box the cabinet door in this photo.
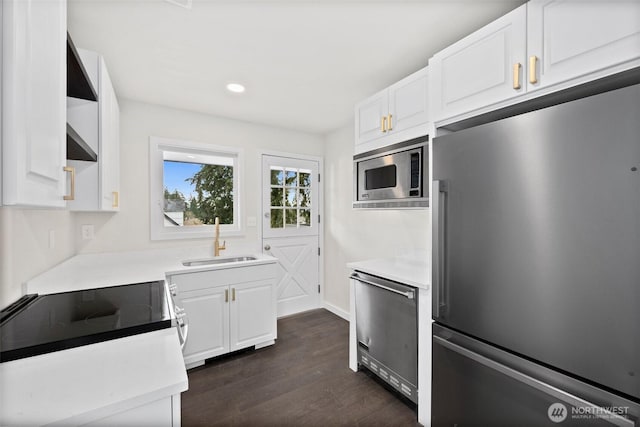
[527,0,640,91]
[99,57,120,211]
[85,396,174,427]
[354,90,389,150]
[388,67,429,136]
[430,4,526,124]
[1,0,67,207]
[229,280,276,352]
[179,287,229,366]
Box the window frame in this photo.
[149,136,243,241]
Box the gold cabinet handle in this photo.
[380,116,387,133]
[513,63,522,90]
[225,289,229,303]
[63,166,75,201]
[112,191,119,208]
[529,56,538,84]
[387,114,393,131]
[232,288,236,301]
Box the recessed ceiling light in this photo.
[226,83,246,94]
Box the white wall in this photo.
[0,208,75,307]
[0,101,324,308]
[323,125,430,315]
[73,99,325,254]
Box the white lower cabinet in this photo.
[84,395,180,427]
[180,286,230,363]
[168,263,277,369]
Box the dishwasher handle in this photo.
[350,273,415,299]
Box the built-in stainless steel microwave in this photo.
[353,137,429,209]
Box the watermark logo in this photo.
[548,403,568,423]
[547,402,630,423]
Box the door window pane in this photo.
[270,168,283,186]
[285,170,297,187]
[299,209,311,226]
[270,209,283,228]
[271,188,284,207]
[286,189,297,207]
[269,165,313,229]
[299,171,311,187]
[299,189,310,207]
[285,209,297,227]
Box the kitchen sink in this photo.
[182,256,257,267]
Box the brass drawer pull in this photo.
[63,166,75,201]
[513,62,521,90]
[529,56,538,84]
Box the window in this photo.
[269,166,312,229]
[150,137,242,240]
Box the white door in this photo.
[430,4,527,123]
[388,67,429,135]
[229,279,276,351]
[354,89,389,148]
[2,0,67,207]
[179,286,229,366]
[262,155,320,317]
[527,0,640,92]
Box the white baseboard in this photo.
[323,301,350,321]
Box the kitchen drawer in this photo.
[168,264,276,293]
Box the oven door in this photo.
[166,282,189,350]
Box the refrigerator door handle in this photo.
[432,180,447,319]
[433,336,634,427]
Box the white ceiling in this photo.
[68,0,525,135]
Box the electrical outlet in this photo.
[81,224,95,240]
[247,216,257,227]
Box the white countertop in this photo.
[26,246,278,295]
[0,327,188,426]
[347,251,430,289]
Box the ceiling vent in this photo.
[164,0,192,9]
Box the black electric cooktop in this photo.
[0,281,172,363]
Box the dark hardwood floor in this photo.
[181,309,419,426]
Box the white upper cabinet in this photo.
[527,0,640,91]
[355,66,429,155]
[355,90,389,147]
[430,1,640,125]
[67,50,120,212]
[429,5,527,124]
[1,0,67,207]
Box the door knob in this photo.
[264,212,270,218]
[264,244,271,251]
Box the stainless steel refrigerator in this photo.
[431,83,640,426]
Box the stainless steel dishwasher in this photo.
[351,271,418,403]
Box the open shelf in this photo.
[66,123,97,162]
[67,32,98,101]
